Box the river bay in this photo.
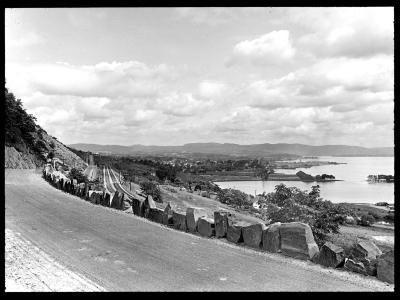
[215,156,394,204]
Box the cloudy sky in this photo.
[5,7,394,147]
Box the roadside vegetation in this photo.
[5,86,47,162]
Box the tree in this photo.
[47,151,55,160]
[68,168,87,183]
[257,183,355,246]
[217,188,253,208]
[140,180,162,202]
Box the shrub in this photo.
[217,188,253,208]
[140,180,162,202]
[257,184,353,246]
[68,168,87,184]
[360,214,375,226]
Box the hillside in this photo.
[69,142,393,158]
[5,87,87,170]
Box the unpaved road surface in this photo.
[5,169,394,291]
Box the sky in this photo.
[5,7,394,147]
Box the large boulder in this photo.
[102,192,111,206]
[227,219,247,244]
[84,183,90,199]
[352,240,382,260]
[162,202,174,226]
[197,217,215,237]
[344,258,368,275]
[173,210,187,231]
[148,207,164,224]
[359,257,378,276]
[242,222,267,249]
[279,222,319,260]
[132,197,145,216]
[377,250,394,284]
[143,195,157,217]
[121,197,132,211]
[313,242,345,268]
[262,222,281,253]
[111,191,124,209]
[214,210,230,238]
[89,191,102,204]
[186,207,208,233]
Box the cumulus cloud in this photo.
[198,81,227,99]
[155,93,213,117]
[280,7,394,58]
[6,31,45,49]
[240,55,393,111]
[7,61,173,98]
[227,30,296,66]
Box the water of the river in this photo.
[215,156,394,204]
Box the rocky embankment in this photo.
[5,146,40,169]
[5,129,86,170]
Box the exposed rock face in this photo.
[242,222,266,249]
[352,240,382,260]
[279,222,319,260]
[344,258,368,275]
[262,222,281,253]
[5,146,39,169]
[313,242,345,268]
[186,207,207,233]
[227,218,247,244]
[132,197,145,216]
[148,207,164,224]
[162,202,174,226]
[214,211,230,238]
[197,217,215,237]
[377,250,394,284]
[173,210,187,231]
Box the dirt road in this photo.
[5,169,393,291]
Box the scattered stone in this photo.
[279,222,319,260]
[148,207,164,224]
[344,258,368,275]
[313,242,345,268]
[173,210,187,231]
[162,202,174,226]
[262,222,281,253]
[352,240,382,260]
[377,250,394,284]
[186,207,207,233]
[197,217,215,237]
[214,210,230,238]
[242,222,267,249]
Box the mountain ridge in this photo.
[68,142,393,157]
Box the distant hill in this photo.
[68,142,393,158]
[5,87,87,169]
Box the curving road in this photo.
[5,169,392,291]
